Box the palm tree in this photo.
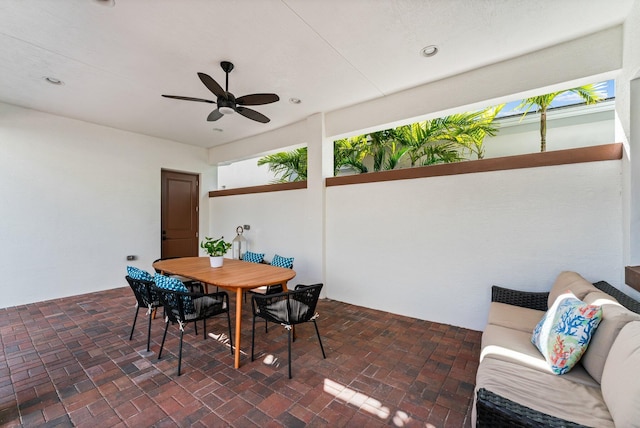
[517,83,605,152]
[447,105,504,159]
[334,137,369,174]
[395,107,501,166]
[396,119,457,167]
[257,148,307,182]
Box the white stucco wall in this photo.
[325,161,623,331]
[0,103,212,308]
[208,189,316,286]
[208,159,623,331]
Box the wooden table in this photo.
[152,257,296,368]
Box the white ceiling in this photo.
[0,0,634,148]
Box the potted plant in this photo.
[200,236,231,268]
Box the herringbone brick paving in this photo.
[0,287,481,427]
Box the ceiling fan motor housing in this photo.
[218,93,236,114]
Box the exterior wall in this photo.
[209,159,623,331]
[208,189,315,285]
[619,0,640,271]
[0,103,212,308]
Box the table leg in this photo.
[234,288,243,368]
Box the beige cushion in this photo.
[487,302,545,332]
[474,358,613,428]
[601,322,640,427]
[581,292,640,383]
[481,324,598,387]
[547,271,598,308]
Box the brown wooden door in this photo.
[161,170,199,258]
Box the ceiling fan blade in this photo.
[236,93,280,106]
[161,95,216,104]
[207,109,223,121]
[236,106,270,123]
[198,72,226,98]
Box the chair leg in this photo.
[287,327,292,379]
[146,309,153,352]
[177,329,184,376]
[313,320,326,359]
[251,315,256,361]
[158,321,169,360]
[194,320,198,336]
[203,319,207,339]
[129,306,140,340]
[265,319,268,333]
[227,310,234,356]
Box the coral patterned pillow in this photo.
[532,291,603,374]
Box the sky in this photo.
[497,79,614,117]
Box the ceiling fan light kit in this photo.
[162,61,279,123]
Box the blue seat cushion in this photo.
[127,266,154,281]
[243,251,265,264]
[271,254,294,269]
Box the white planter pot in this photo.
[209,256,224,268]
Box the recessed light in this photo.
[289,98,301,104]
[420,45,439,57]
[212,128,223,132]
[43,77,64,85]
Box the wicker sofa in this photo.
[473,271,640,427]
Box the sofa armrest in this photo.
[476,388,588,428]
[491,286,548,311]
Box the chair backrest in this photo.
[153,274,197,321]
[253,283,323,325]
[153,285,195,323]
[125,276,159,309]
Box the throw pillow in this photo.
[154,273,194,313]
[531,291,603,375]
[127,266,154,281]
[243,251,265,264]
[271,254,294,269]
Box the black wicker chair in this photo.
[155,286,233,376]
[125,276,162,353]
[251,283,325,379]
[245,260,294,332]
[476,280,640,427]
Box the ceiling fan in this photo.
[162,61,279,123]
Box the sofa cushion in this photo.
[601,321,640,428]
[547,271,598,308]
[487,302,545,332]
[481,324,598,387]
[473,357,614,428]
[581,291,640,383]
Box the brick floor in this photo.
[0,287,481,427]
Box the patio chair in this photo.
[244,255,294,319]
[251,283,325,379]
[125,274,162,354]
[154,274,233,376]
